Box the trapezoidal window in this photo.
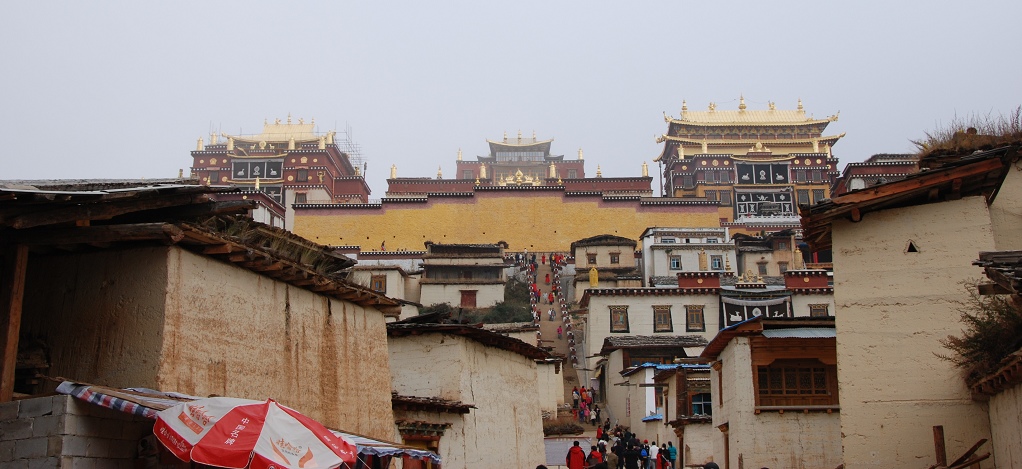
[906,240,920,253]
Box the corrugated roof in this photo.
[761,328,836,339]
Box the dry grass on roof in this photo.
[913,106,1022,159]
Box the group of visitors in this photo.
[601,430,679,469]
[571,386,601,425]
[522,252,568,348]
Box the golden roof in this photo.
[668,109,837,126]
[232,120,320,143]
[485,137,554,147]
[658,133,846,145]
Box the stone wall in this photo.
[989,383,1022,468]
[419,283,503,309]
[0,395,155,468]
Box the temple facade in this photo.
[655,98,843,232]
[190,116,370,227]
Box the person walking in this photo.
[557,326,563,339]
[666,442,677,469]
[566,441,586,469]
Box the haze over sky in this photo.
[3,1,1021,197]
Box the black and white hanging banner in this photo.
[720,296,791,328]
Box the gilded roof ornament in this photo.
[517,129,522,142]
[664,111,671,123]
[255,177,260,190]
[475,176,480,185]
[596,165,603,178]
[503,131,508,143]
[196,137,204,152]
[480,164,487,179]
[642,161,648,177]
[437,166,443,179]
[739,95,746,111]
[390,164,397,179]
[769,101,776,111]
[287,113,292,124]
[275,118,281,125]
[457,148,462,161]
[532,130,536,140]
[797,98,804,112]
[682,100,688,112]
[549,161,556,178]
[578,148,584,160]
[708,102,716,111]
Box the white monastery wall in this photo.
[711,337,840,469]
[391,409,465,469]
[988,164,1022,250]
[537,362,565,414]
[389,333,544,469]
[790,293,835,317]
[604,352,629,427]
[988,383,1022,469]
[419,283,503,308]
[831,196,995,469]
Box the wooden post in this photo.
[933,425,947,467]
[0,244,28,401]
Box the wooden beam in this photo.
[0,244,28,401]
[949,178,963,200]
[6,193,211,229]
[829,158,1003,205]
[202,244,237,255]
[10,223,185,246]
[933,425,947,467]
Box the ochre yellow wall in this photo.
[294,192,721,252]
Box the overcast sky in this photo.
[3,1,1020,196]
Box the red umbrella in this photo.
[154,397,358,469]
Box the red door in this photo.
[460,290,477,308]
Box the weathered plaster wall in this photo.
[683,423,715,467]
[574,244,638,269]
[537,362,565,414]
[389,333,544,468]
[989,383,1022,468]
[419,283,503,308]
[22,248,169,390]
[161,247,396,441]
[294,191,720,252]
[989,164,1022,250]
[831,196,995,469]
[790,293,835,317]
[603,351,630,428]
[711,338,841,469]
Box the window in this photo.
[294,192,307,204]
[811,170,822,182]
[719,190,732,206]
[686,305,705,332]
[610,253,620,265]
[653,305,673,332]
[812,189,826,203]
[682,176,694,188]
[691,393,712,416]
[370,275,387,293]
[705,190,717,202]
[795,170,807,182]
[809,304,830,317]
[777,241,788,250]
[706,238,718,243]
[610,306,629,333]
[661,237,677,244]
[208,171,219,184]
[567,169,577,179]
[778,262,788,274]
[710,255,723,271]
[670,256,682,270]
[297,169,309,182]
[719,171,731,183]
[758,262,768,275]
[705,171,716,183]
[756,359,837,406]
[587,254,597,265]
[797,189,810,205]
[463,170,473,179]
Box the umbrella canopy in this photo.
[154,397,358,469]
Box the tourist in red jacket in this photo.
[566,441,587,469]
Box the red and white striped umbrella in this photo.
[154,397,358,469]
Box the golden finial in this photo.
[596,165,603,178]
[390,164,397,179]
[503,131,508,142]
[557,174,563,185]
[275,118,281,125]
[287,113,292,124]
[589,267,598,287]
[642,161,648,177]
[354,166,361,177]
[517,129,522,142]
[475,176,480,185]
[681,100,688,112]
[532,130,536,140]
[298,117,304,125]
[480,164,487,179]
[768,101,776,111]
[798,98,804,112]
[738,95,746,111]
[549,161,556,178]
[318,136,325,149]
[578,148,584,160]
[437,166,443,179]
[178,168,183,178]
[196,137,204,152]
[288,137,295,150]
[725,255,732,272]
[457,148,462,161]
[227,136,234,151]
[255,177,260,190]
[708,102,716,111]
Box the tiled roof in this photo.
[601,335,707,355]
[391,393,475,414]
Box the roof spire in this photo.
[437,166,443,179]
[578,148,584,160]
[596,165,603,178]
[681,100,688,112]
[532,130,536,140]
[391,164,397,179]
[457,148,462,161]
[739,95,746,111]
[503,131,508,143]
[642,161,649,177]
[517,129,522,142]
[798,98,804,112]
[287,113,292,124]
